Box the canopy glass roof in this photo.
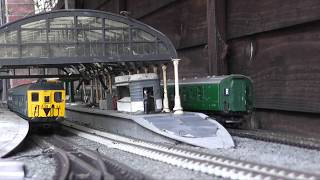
[0,10,177,66]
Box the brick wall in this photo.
[6,0,35,87]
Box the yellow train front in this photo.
[8,80,65,127]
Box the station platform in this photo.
[0,159,24,180]
[65,103,234,149]
[0,106,29,158]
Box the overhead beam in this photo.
[207,0,227,75]
[0,74,81,79]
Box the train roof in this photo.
[8,81,64,96]
[28,81,63,90]
[8,84,30,95]
[166,74,251,85]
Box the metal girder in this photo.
[0,74,81,79]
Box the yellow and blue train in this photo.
[7,80,65,126]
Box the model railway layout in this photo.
[0,5,319,180]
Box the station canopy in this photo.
[0,9,177,79]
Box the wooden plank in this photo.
[126,0,176,19]
[228,22,320,113]
[255,109,320,138]
[207,0,227,75]
[139,0,207,49]
[94,0,126,14]
[78,0,106,10]
[117,0,127,12]
[227,0,320,39]
[165,46,209,79]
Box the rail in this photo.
[32,135,149,180]
[61,121,320,180]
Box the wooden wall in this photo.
[227,0,320,38]
[72,0,320,135]
[229,22,320,114]
[227,1,320,115]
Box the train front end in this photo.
[27,83,65,123]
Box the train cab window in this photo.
[31,93,39,102]
[54,92,62,102]
[44,96,50,103]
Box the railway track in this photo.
[229,129,320,150]
[61,121,320,180]
[32,135,149,180]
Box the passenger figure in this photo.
[143,89,149,114]
[143,88,155,114]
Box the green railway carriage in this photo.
[167,75,254,114]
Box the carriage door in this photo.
[42,91,52,117]
[28,91,40,117]
[230,79,247,112]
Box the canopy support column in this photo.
[162,64,170,113]
[90,79,94,104]
[172,58,183,114]
[68,80,74,103]
[1,79,7,102]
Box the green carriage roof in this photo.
[167,74,251,85]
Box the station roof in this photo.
[0,9,177,79]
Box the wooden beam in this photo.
[140,0,207,50]
[127,0,176,19]
[64,0,75,9]
[227,0,320,39]
[177,45,209,78]
[116,0,126,13]
[207,0,227,75]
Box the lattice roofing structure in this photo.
[0,9,177,78]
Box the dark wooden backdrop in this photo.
[63,0,320,137]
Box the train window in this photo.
[224,88,229,96]
[44,96,50,103]
[54,92,62,102]
[31,93,39,102]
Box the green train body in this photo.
[167,75,254,117]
